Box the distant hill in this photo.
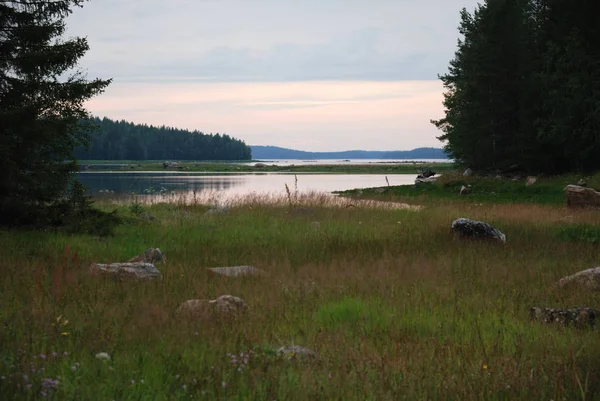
[250,146,448,160]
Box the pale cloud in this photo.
[66,0,481,151]
[87,80,444,151]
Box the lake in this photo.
[79,172,418,203]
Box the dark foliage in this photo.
[0,0,119,234]
[433,0,600,174]
[74,117,251,161]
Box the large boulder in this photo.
[529,306,599,329]
[91,262,162,280]
[176,295,248,318]
[207,265,268,278]
[565,185,600,208]
[128,248,165,264]
[556,267,600,291]
[451,218,506,243]
[416,168,436,179]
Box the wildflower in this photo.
[39,354,46,360]
[131,380,135,384]
[41,378,59,389]
[182,385,187,390]
[41,391,47,397]
[483,364,488,370]
[61,332,69,336]
[63,352,69,357]
[23,375,29,382]
[95,352,111,361]
[71,366,76,372]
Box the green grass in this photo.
[1,193,600,400]
[338,171,600,206]
[80,160,455,174]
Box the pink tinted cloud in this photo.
[87,80,445,151]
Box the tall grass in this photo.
[0,192,599,399]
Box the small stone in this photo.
[128,248,164,264]
[207,266,268,278]
[177,295,248,318]
[204,205,229,215]
[526,176,537,186]
[463,168,473,177]
[415,176,438,184]
[277,345,318,359]
[459,185,471,195]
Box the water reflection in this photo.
[78,172,417,203]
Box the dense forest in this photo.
[251,146,447,160]
[433,0,600,174]
[74,117,251,161]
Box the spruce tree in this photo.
[0,0,111,225]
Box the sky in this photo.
[66,0,480,151]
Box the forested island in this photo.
[74,117,251,161]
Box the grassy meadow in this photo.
[1,179,600,400]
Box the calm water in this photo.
[79,172,417,201]
[244,158,450,166]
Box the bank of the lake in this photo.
[3,171,600,400]
[338,171,600,206]
[79,160,454,174]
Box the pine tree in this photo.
[0,0,111,225]
[432,0,538,173]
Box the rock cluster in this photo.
[91,248,165,279]
[529,306,599,329]
[91,262,162,280]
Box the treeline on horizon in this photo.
[250,146,448,160]
[433,0,600,174]
[74,117,252,161]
